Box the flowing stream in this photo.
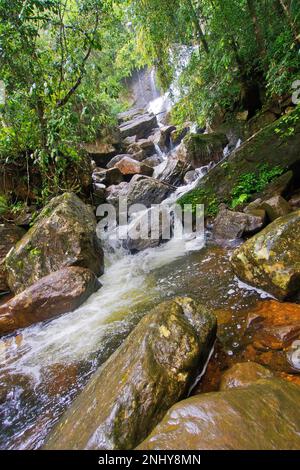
[0,89,270,450]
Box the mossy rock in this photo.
[5,193,104,294]
[231,210,300,300]
[43,297,216,450]
[182,132,228,168]
[178,108,300,217]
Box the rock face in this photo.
[5,193,104,294]
[43,298,217,450]
[157,159,190,187]
[220,362,273,390]
[115,157,153,177]
[126,175,174,207]
[182,110,300,211]
[138,378,300,450]
[179,133,228,169]
[0,267,101,337]
[0,224,26,292]
[213,205,265,240]
[119,113,158,140]
[231,210,300,299]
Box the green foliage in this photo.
[0,194,8,216]
[0,0,142,202]
[274,105,300,138]
[178,188,219,217]
[230,165,285,208]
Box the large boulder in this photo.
[119,113,158,140]
[156,159,190,187]
[128,138,156,157]
[0,224,26,292]
[231,210,300,300]
[115,157,153,177]
[92,168,124,186]
[138,378,300,450]
[43,298,217,450]
[126,175,174,208]
[106,182,130,208]
[181,110,300,211]
[5,193,104,294]
[0,267,101,337]
[178,132,228,169]
[261,195,292,221]
[213,205,265,240]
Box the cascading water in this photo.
[0,71,269,451]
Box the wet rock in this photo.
[184,170,198,185]
[231,210,300,299]
[115,157,153,177]
[245,300,300,351]
[157,159,190,187]
[5,193,104,294]
[138,378,300,450]
[181,109,300,212]
[220,362,273,390]
[125,206,172,252]
[213,206,265,240]
[0,267,101,337]
[126,175,174,208]
[261,196,292,221]
[288,191,300,210]
[105,182,130,208]
[119,113,158,140]
[128,138,156,157]
[179,133,228,169]
[143,155,164,168]
[92,167,124,186]
[171,126,190,146]
[43,298,217,450]
[0,224,26,292]
[93,183,106,206]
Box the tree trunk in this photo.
[246,0,267,61]
[278,0,300,45]
[186,0,209,54]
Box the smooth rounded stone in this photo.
[184,170,198,185]
[245,300,300,351]
[231,210,300,300]
[0,267,101,337]
[0,224,26,292]
[213,206,265,241]
[92,167,124,186]
[261,195,292,221]
[126,175,174,208]
[119,113,158,140]
[156,159,190,187]
[43,298,217,450]
[143,155,164,168]
[137,378,300,450]
[5,193,104,294]
[220,362,273,390]
[178,132,228,169]
[115,157,153,177]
